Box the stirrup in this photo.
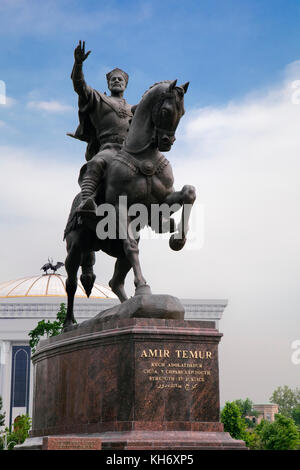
[77,197,97,216]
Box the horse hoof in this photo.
[169,234,186,251]
[160,216,176,234]
[81,273,96,297]
[135,284,152,296]
[62,316,77,332]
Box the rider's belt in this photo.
[113,151,169,177]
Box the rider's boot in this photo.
[78,176,97,216]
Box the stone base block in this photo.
[28,316,246,450]
[18,431,246,450]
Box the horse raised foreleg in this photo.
[109,256,132,302]
[63,232,82,329]
[165,185,196,251]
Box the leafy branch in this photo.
[28,303,68,353]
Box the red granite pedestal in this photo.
[28,316,246,450]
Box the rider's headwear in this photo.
[106,68,129,87]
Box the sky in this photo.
[0,0,300,405]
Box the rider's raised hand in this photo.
[74,40,91,64]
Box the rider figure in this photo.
[68,41,134,214]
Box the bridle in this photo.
[125,84,184,154]
[152,90,182,145]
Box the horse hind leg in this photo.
[64,235,82,329]
[117,210,151,297]
[80,251,96,298]
[109,256,131,302]
[122,237,152,296]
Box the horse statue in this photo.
[63,79,196,329]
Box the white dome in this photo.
[0,273,117,299]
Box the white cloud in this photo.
[2,96,17,107]
[27,100,73,113]
[0,0,151,35]
[0,146,78,222]
[0,145,82,282]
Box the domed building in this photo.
[0,269,227,429]
[0,271,118,429]
[0,273,117,299]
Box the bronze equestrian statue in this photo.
[63,42,196,329]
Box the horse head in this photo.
[152,80,189,152]
[125,80,189,154]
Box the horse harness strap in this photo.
[113,151,169,177]
[113,151,169,200]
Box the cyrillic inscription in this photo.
[139,347,213,391]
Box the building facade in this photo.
[253,404,279,424]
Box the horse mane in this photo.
[125,80,183,154]
[141,80,173,98]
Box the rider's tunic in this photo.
[69,69,133,186]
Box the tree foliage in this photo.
[233,398,258,427]
[28,303,67,353]
[257,414,300,450]
[221,402,247,440]
[292,405,300,426]
[0,414,31,450]
[10,415,32,445]
[223,396,300,450]
[243,429,263,450]
[0,397,5,427]
[233,398,254,417]
[269,385,300,418]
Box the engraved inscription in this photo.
[139,347,213,391]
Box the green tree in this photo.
[0,397,5,427]
[221,402,247,440]
[292,406,300,426]
[257,414,300,450]
[0,414,31,450]
[233,398,253,417]
[233,398,258,427]
[28,303,68,353]
[10,415,32,445]
[269,385,300,418]
[243,429,263,450]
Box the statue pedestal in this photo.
[26,313,246,450]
